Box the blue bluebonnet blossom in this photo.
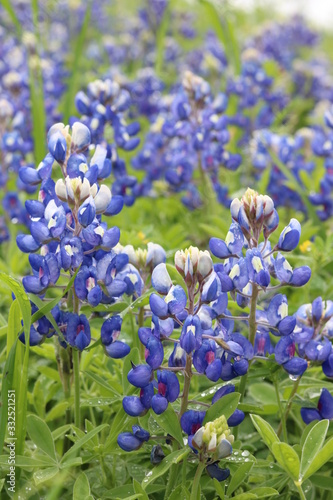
[75,78,140,151]
[289,297,333,377]
[16,121,134,356]
[132,71,241,209]
[308,106,333,220]
[300,388,333,424]
[226,51,287,145]
[117,425,150,452]
[246,16,318,70]
[119,242,246,488]
[210,188,311,378]
[250,129,314,213]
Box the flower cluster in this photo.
[209,188,311,377]
[16,121,140,354]
[132,70,241,209]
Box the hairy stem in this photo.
[295,482,306,500]
[190,460,206,500]
[73,349,81,429]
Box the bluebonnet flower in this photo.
[210,188,311,379]
[16,120,134,357]
[290,297,333,377]
[300,389,333,424]
[132,71,241,209]
[117,425,150,452]
[66,313,91,351]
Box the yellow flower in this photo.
[300,240,311,253]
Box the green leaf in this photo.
[303,437,333,480]
[213,478,225,499]
[27,414,56,462]
[46,401,71,422]
[250,414,279,452]
[141,448,190,489]
[7,299,21,355]
[300,420,317,448]
[153,406,184,445]
[271,442,300,481]
[61,424,108,464]
[0,341,17,452]
[199,0,240,74]
[133,479,149,500]
[249,383,279,406]
[227,461,253,496]
[300,420,329,479]
[0,0,22,35]
[203,392,240,424]
[84,371,121,396]
[310,473,333,490]
[0,455,55,467]
[233,487,279,499]
[73,472,91,500]
[0,273,32,455]
[33,466,59,485]
[52,425,72,441]
[60,457,83,469]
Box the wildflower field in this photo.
[1,1,333,498]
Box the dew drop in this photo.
[233,451,239,455]
[289,374,299,382]
[241,450,250,457]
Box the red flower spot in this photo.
[205,351,215,364]
[191,423,201,435]
[158,382,167,397]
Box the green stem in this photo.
[274,377,287,442]
[138,306,145,361]
[190,461,206,500]
[238,284,258,405]
[277,377,301,438]
[295,482,306,500]
[179,354,192,419]
[72,288,81,429]
[56,343,72,453]
[73,349,81,429]
[248,284,259,346]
